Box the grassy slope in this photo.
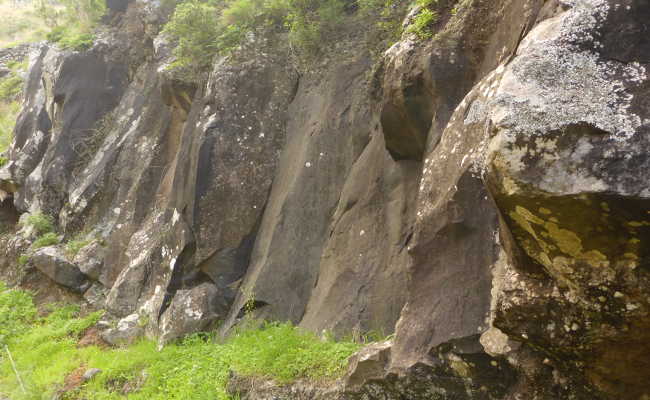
[0,101,19,155]
[0,55,29,158]
[0,283,361,399]
[0,0,50,48]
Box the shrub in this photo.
[162,0,346,74]
[357,0,408,49]
[46,26,95,51]
[31,232,60,250]
[65,236,92,258]
[0,101,20,155]
[0,74,23,102]
[17,254,29,266]
[406,0,439,39]
[162,0,221,72]
[24,212,55,235]
[41,0,105,50]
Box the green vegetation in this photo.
[16,212,58,264]
[0,59,27,157]
[0,282,37,344]
[31,232,60,250]
[0,285,361,399]
[406,0,439,39]
[162,0,446,75]
[65,235,93,258]
[46,26,95,51]
[39,0,105,50]
[23,212,55,236]
[0,101,19,155]
[0,0,50,48]
[162,0,345,75]
[0,75,23,102]
[358,0,409,47]
[17,254,29,266]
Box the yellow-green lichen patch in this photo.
[509,210,540,240]
[581,250,609,268]
[516,205,545,225]
[544,221,583,259]
[627,221,650,228]
[493,183,650,284]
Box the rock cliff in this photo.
[1,0,649,398]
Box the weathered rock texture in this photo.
[1,0,649,398]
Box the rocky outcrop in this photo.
[30,246,90,293]
[1,0,650,398]
[100,313,144,346]
[158,282,227,344]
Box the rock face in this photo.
[30,246,90,293]
[1,0,650,398]
[100,313,144,346]
[158,282,227,344]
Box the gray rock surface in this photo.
[73,240,105,281]
[82,368,102,381]
[1,0,650,398]
[158,282,228,345]
[30,246,90,293]
[100,313,144,346]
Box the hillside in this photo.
[0,0,649,398]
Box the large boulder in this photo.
[30,246,90,293]
[158,282,228,345]
[100,313,144,346]
[482,1,650,397]
[73,239,105,281]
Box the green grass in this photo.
[0,0,51,48]
[46,26,95,51]
[31,232,60,250]
[23,212,55,236]
[65,236,93,259]
[0,74,23,102]
[0,101,19,155]
[0,58,27,155]
[0,286,362,399]
[0,282,37,344]
[16,212,58,264]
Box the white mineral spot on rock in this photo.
[360,230,365,236]
[305,162,312,168]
